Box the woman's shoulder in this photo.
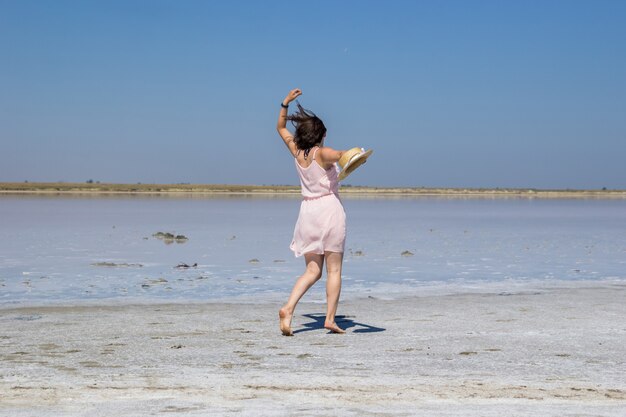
[317,146,343,166]
[319,145,338,152]
[317,146,339,158]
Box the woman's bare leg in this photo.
[324,251,345,333]
[279,253,324,336]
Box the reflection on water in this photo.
[1,195,625,306]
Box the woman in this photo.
[276,88,348,336]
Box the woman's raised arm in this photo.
[276,88,302,156]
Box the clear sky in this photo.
[1,0,625,189]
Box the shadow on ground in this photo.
[293,313,386,334]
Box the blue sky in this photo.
[1,0,625,189]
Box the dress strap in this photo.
[311,146,320,161]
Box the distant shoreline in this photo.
[0,182,625,198]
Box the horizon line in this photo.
[0,181,624,196]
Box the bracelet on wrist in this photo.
[280,102,289,109]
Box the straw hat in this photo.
[338,147,373,181]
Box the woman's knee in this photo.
[326,265,341,276]
[305,268,323,281]
[304,258,324,280]
[306,261,322,276]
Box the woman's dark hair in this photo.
[286,102,327,159]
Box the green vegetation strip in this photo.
[0,182,625,198]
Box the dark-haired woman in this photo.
[276,88,347,336]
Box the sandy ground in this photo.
[1,286,625,416]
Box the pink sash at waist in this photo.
[302,193,335,201]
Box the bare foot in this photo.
[279,307,293,336]
[324,321,346,334]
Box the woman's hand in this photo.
[283,89,302,106]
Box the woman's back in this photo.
[294,146,340,199]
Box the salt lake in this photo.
[1,195,625,306]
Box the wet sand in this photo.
[1,286,625,416]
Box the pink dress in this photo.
[290,147,346,257]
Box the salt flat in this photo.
[1,285,625,416]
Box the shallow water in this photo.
[1,195,625,306]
